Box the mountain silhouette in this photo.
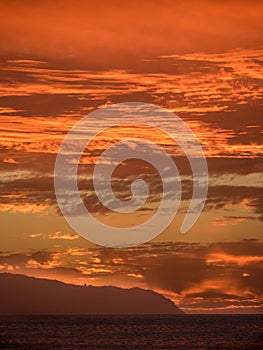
[0,273,183,315]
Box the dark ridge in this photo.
[0,273,184,315]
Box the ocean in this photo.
[0,315,262,349]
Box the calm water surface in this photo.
[0,315,262,349]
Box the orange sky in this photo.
[0,0,262,313]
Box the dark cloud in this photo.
[0,250,53,267]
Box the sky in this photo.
[0,0,262,313]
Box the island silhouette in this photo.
[0,273,183,315]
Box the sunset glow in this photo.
[0,0,262,314]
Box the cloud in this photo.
[27,233,45,239]
[3,158,19,164]
[0,240,262,312]
[26,232,80,240]
[47,232,80,240]
[1,1,263,65]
